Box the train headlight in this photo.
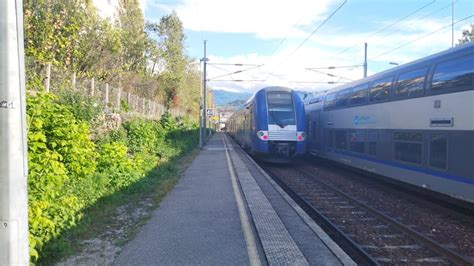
[297,131,306,141]
[257,130,269,141]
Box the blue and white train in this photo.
[227,87,307,162]
[305,42,474,203]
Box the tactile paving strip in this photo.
[229,149,308,265]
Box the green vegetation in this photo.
[23,0,202,262]
[24,0,200,118]
[27,92,198,262]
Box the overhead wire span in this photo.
[371,14,474,60]
[208,79,266,82]
[207,63,262,66]
[306,68,354,81]
[306,64,363,70]
[333,0,437,57]
[207,64,263,81]
[259,0,348,84]
[344,0,457,59]
[289,81,348,84]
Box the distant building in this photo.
[92,0,145,23]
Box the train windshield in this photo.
[267,92,295,126]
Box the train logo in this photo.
[353,115,374,125]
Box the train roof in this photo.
[311,42,474,97]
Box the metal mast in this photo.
[0,0,30,264]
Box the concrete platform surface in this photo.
[114,133,352,265]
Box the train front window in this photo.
[267,92,295,126]
[431,53,474,93]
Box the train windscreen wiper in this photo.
[269,112,286,128]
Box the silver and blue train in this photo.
[305,42,474,203]
[227,87,307,162]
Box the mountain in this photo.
[212,89,252,107]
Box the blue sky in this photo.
[145,0,474,93]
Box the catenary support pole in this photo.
[0,0,30,264]
[363,42,368,78]
[199,56,203,148]
[202,41,208,145]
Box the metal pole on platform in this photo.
[201,41,208,145]
[0,0,30,264]
[199,58,203,148]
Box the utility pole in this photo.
[199,59,203,148]
[202,41,208,145]
[363,43,368,78]
[0,0,30,264]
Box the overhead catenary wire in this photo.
[208,79,265,82]
[371,14,474,60]
[207,64,263,81]
[306,68,354,81]
[333,0,437,57]
[260,0,348,84]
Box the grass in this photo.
[38,147,200,265]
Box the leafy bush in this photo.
[57,90,104,123]
[27,92,96,260]
[27,93,199,263]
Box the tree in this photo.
[147,11,186,109]
[118,0,150,73]
[457,24,474,46]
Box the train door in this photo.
[310,110,323,153]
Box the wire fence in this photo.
[26,59,186,119]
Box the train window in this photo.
[394,68,428,98]
[311,121,317,140]
[349,130,366,153]
[335,130,347,150]
[368,130,377,156]
[430,134,447,169]
[369,76,393,102]
[323,93,336,109]
[327,130,334,149]
[431,53,474,93]
[267,92,295,126]
[335,89,351,107]
[350,83,369,105]
[309,96,322,104]
[394,132,423,164]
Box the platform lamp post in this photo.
[0,0,30,264]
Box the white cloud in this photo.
[148,0,333,39]
[146,0,474,94]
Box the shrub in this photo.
[27,92,96,260]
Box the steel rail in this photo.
[261,166,378,266]
[295,167,474,266]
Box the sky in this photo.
[144,0,474,93]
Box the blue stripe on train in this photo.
[325,149,474,185]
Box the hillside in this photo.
[212,89,252,107]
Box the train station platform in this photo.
[114,133,354,265]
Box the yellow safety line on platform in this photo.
[222,134,261,266]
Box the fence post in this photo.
[90,77,95,96]
[116,87,121,111]
[71,72,76,91]
[44,62,51,92]
[104,83,109,106]
[142,98,146,115]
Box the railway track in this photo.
[262,163,474,265]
